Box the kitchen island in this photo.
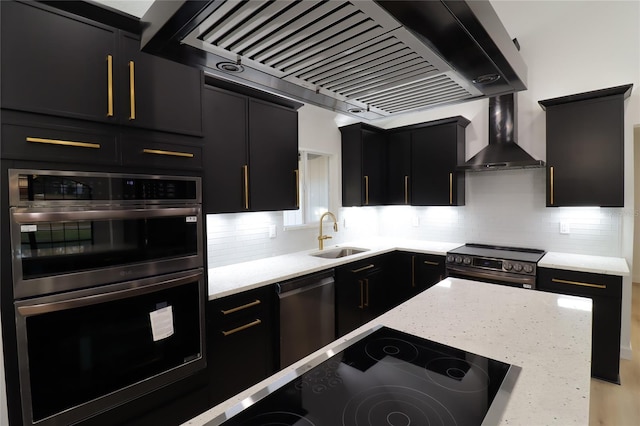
[186,277,592,425]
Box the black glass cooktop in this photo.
[214,326,520,426]
[449,243,545,263]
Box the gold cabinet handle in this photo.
[364,278,370,307]
[449,172,453,205]
[26,137,100,149]
[295,169,300,208]
[128,60,136,120]
[411,255,416,287]
[424,261,440,266]
[351,264,375,274]
[220,299,261,315]
[358,280,364,309]
[364,175,369,205]
[242,165,249,210]
[107,54,114,117]
[550,166,554,205]
[221,319,262,336]
[551,278,606,289]
[142,148,194,158]
[404,175,409,204]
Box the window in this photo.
[284,151,331,227]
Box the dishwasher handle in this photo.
[276,269,335,296]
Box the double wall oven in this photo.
[8,169,206,426]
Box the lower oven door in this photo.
[446,265,536,289]
[14,269,206,426]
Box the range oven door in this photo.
[446,265,537,289]
[14,269,206,426]
[10,206,203,299]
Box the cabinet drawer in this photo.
[538,267,622,299]
[122,138,203,170]
[210,287,272,324]
[1,121,118,164]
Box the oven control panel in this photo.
[446,255,536,276]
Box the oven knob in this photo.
[503,262,512,271]
[463,257,472,265]
[523,264,534,273]
[447,255,455,263]
[455,256,463,264]
[513,263,523,272]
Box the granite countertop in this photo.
[207,238,463,300]
[539,251,630,276]
[186,277,593,426]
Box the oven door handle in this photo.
[447,266,535,286]
[11,206,200,223]
[16,271,201,317]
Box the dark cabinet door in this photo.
[1,1,117,122]
[119,33,203,136]
[202,86,248,213]
[537,267,622,383]
[121,132,203,171]
[413,254,445,292]
[340,123,386,207]
[411,124,464,206]
[207,286,275,405]
[386,131,412,205]
[248,99,299,211]
[543,94,625,207]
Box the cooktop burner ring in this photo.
[342,385,457,426]
[365,337,420,364]
[424,356,491,393]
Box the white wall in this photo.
[206,1,639,357]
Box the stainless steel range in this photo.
[446,244,546,289]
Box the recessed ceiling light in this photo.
[347,108,364,114]
[472,74,501,84]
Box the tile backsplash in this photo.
[206,169,624,268]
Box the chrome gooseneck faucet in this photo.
[318,211,338,250]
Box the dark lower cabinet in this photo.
[391,252,445,306]
[336,255,392,337]
[538,267,622,383]
[207,286,276,405]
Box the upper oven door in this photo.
[10,205,203,299]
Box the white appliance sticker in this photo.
[20,225,37,232]
[186,216,198,223]
[149,306,174,342]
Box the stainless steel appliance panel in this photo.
[277,270,335,369]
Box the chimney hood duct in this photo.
[140,0,528,120]
[458,93,545,171]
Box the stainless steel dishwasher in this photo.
[277,269,335,369]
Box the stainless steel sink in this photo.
[310,247,370,259]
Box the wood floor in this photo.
[590,282,640,425]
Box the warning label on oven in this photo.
[149,306,174,342]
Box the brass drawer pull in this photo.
[220,299,261,315]
[404,175,409,204]
[142,148,194,158]
[551,278,606,289]
[550,166,555,205]
[129,60,136,120]
[107,54,114,117]
[424,261,440,266]
[27,137,100,149]
[364,175,369,205]
[221,319,262,336]
[295,169,300,208]
[351,264,375,274]
[449,172,453,205]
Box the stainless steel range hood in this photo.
[458,93,545,171]
[141,0,527,120]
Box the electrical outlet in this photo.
[411,215,420,227]
[343,218,348,229]
[560,222,571,234]
[269,224,277,238]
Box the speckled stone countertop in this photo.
[207,238,463,300]
[186,278,592,426]
[539,251,630,276]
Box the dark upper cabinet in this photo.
[411,118,468,206]
[537,267,622,383]
[119,33,203,136]
[202,86,299,213]
[1,1,203,136]
[340,123,387,207]
[539,84,632,207]
[386,131,412,205]
[1,1,117,123]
